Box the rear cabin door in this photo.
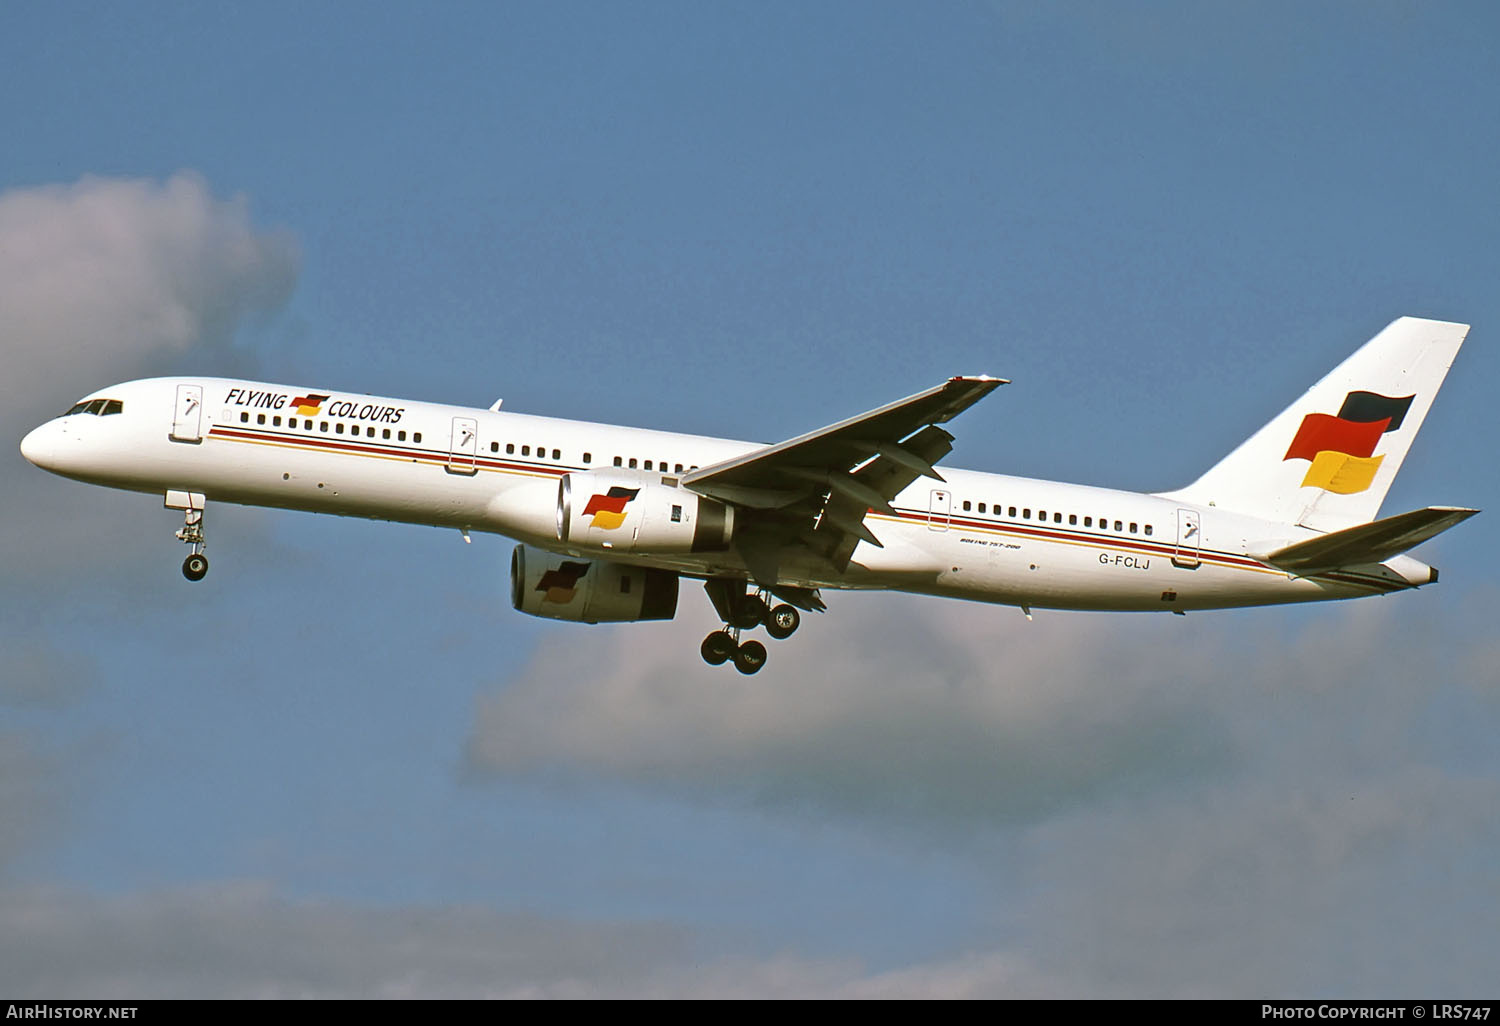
[928,488,951,531]
[447,416,478,474]
[1173,508,1201,569]
[170,384,203,443]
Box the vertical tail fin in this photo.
[1160,317,1469,531]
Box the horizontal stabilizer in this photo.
[1261,506,1479,575]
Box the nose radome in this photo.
[19,423,53,468]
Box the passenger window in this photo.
[384,429,391,440]
[367,427,375,438]
[1084,516,1092,527]
[397,430,406,441]
[1145,524,1153,536]
[241,412,249,423]
[552,449,560,460]
[645,460,654,471]
[1114,520,1123,532]
[288,418,297,429]
[1038,511,1046,521]
[1129,522,1138,533]
[1008,506,1016,517]
[675,463,684,473]
[413,432,422,443]
[335,422,344,434]
[962,500,971,511]
[490,441,498,452]
[629,458,638,469]
[978,502,986,514]
[613,456,622,467]
[320,422,329,433]
[1053,513,1062,523]
[584,453,592,464]
[1023,509,1031,519]
[1069,514,1077,525]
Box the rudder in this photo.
[1159,317,1470,531]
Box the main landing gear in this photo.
[700,579,803,675]
[167,490,208,581]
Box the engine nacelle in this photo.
[510,544,679,623]
[556,470,734,555]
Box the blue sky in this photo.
[2,2,1497,996]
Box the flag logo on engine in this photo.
[582,487,640,530]
[536,561,592,603]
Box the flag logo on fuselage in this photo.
[1283,391,1414,494]
[290,393,331,416]
[582,487,640,530]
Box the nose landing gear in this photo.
[166,490,208,581]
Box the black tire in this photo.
[766,603,800,640]
[701,630,736,666]
[733,595,770,629]
[182,554,208,581]
[733,639,767,675]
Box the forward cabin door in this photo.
[447,416,478,475]
[1173,508,1201,569]
[170,384,203,443]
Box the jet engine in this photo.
[510,544,679,623]
[555,470,734,555]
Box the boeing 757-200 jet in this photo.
[20,316,1477,674]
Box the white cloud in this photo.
[0,171,298,414]
[467,593,1240,827]
[466,590,1500,994]
[0,882,1071,998]
[0,172,299,582]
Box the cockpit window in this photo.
[63,398,124,416]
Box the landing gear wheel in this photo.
[733,639,767,675]
[182,553,209,581]
[733,595,770,629]
[766,603,800,640]
[701,630,737,666]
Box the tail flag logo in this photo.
[582,487,640,530]
[1283,391,1414,494]
[536,561,591,603]
[291,393,330,415]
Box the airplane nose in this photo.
[19,422,55,468]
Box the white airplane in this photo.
[19,316,1477,674]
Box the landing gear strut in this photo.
[167,490,208,581]
[699,579,804,674]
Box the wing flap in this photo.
[681,376,1003,507]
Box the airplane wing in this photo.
[681,375,1005,581]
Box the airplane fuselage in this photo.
[20,376,1429,614]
